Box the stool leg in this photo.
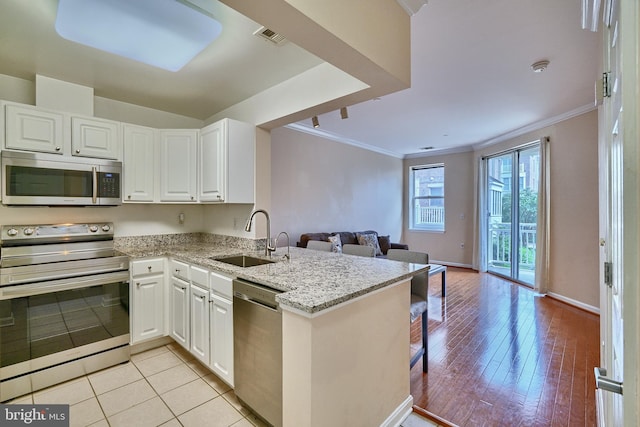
[441,271,446,297]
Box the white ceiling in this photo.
[0,0,600,158]
[292,0,601,157]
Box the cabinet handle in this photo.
[175,269,180,273]
[76,149,80,154]
[128,195,132,200]
[55,146,61,152]
[190,196,194,200]
[136,282,140,287]
[147,266,152,272]
[181,286,186,290]
[199,295,206,300]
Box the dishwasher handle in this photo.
[234,291,280,312]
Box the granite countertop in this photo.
[116,242,429,314]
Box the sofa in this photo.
[297,230,408,257]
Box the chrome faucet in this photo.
[275,231,291,261]
[245,209,275,256]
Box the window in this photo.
[409,164,445,231]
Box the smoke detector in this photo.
[531,60,550,73]
[254,26,287,45]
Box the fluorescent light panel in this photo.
[55,0,222,72]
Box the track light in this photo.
[312,116,319,128]
[340,107,348,119]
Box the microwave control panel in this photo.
[98,172,120,198]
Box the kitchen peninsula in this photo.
[117,236,429,426]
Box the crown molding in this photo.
[285,123,404,159]
[472,103,597,151]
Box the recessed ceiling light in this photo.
[420,146,434,150]
[531,60,550,73]
[55,0,222,72]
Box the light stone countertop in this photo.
[116,243,429,314]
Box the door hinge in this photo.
[603,72,611,98]
[604,261,613,287]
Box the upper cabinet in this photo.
[71,116,121,159]
[199,118,255,204]
[4,104,65,154]
[159,130,198,203]
[3,102,121,160]
[123,124,156,202]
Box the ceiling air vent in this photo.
[253,26,287,45]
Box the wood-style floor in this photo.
[410,268,599,427]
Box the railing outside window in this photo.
[489,222,537,270]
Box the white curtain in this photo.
[534,137,550,293]
[472,156,488,272]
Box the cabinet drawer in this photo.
[170,259,190,280]
[190,265,209,289]
[131,258,165,277]
[210,271,233,298]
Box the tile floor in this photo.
[7,342,440,427]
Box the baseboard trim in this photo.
[547,292,600,315]
[381,395,413,427]
[429,260,473,269]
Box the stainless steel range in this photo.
[0,223,130,402]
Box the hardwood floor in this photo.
[410,268,599,427]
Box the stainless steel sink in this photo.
[213,255,275,268]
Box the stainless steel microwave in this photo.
[1,150,122,206]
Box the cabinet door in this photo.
[170,276,190,350]
[210,293,234,386]
[132,274,165,343]
[71,116,121,159]
[159,130,197,202]
[190,284,210,365]
[123,124,155,202]
[199,121,226,202]
[5,104,64,154]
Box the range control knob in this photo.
[23,227,34,236]
[6,228,18,237]
[101,224,111,232]
[89,225,99,233]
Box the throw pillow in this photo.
[327,234,343,253]
[378,235,391,255]
[357,232,382,256]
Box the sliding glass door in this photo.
[486,145,540,285]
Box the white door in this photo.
[132,275,165,343]
[597,0,639,425]
[123,124,156,202]
[199,121,226,202]
[158,130,198,202]
[209,293,234,386]
[71,116,120,159]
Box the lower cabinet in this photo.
[130,258,165,344]
[209,292,234,386]
[190,283,210,364]
[170,276,190,350]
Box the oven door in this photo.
[0,271,130,385]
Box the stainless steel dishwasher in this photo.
[233,278,283,427]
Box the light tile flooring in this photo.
[8,342,268,427]
[7,342,441,427]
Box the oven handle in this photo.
[0,271,130,300]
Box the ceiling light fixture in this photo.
[531,60,550,73]
[55,0,223,72]
[312,116,319,128]
[340,107,349,120]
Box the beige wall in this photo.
[403,150,475,266]
[269,126,403,245]
[475,110,600,309]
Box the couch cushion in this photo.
[298,233,331,248]
[332,232,358,245]
[327,234,343,253]
[378,235,391,255]
[356,231,383,256]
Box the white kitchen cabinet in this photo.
[71,116,120,159]
[159,130,198,202]
[170,276,190,350]
[209,271,234,386]
[190,283,210,365]
[123,124,155,202]
[199,118,255,204]
[130,258,165,344]
[4,104,65,154]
